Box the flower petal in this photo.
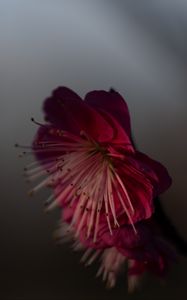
[91,109,134,151]
[43,87,114,142]
[84,89,132,139]
[134,151,172,195]
[114,161,155,225]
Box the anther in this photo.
[31,117,46,127]
[28,190,34,197]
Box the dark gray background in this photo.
[1,0,187,299]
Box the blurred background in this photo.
[1,0,187,299]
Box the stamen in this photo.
[116,190,137,234]
[113,171,134,214]
[28,176,53,196]
[22,122,140,242]
[80,248,93,263]
[85,250,101,266]
[31,117,47,127]
[106,168,120,227]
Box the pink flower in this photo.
[19,86,175,291]
[29,87,171,242]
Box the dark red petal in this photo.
[93,109,134,151]
[114,162,155,225]
[114,224,154,261]
[43,87,82,134]
[43,87,114,143]
[134,151,172,195]
[84,89,132,138]
[115,223,176,276]
[79,223,114,250]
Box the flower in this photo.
[29,87,171,242]
[19,86,174,291]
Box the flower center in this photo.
[19,127,137,242]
